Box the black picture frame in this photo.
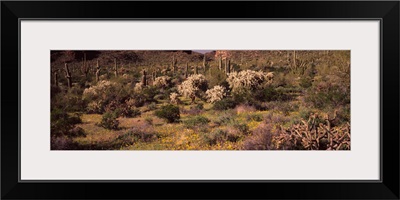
[1,1,399,199]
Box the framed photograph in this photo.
[2,1,399,199]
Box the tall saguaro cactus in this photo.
[218,57,222,71]
[152,70,156,82]
[194,65,198,74]
[224,59,231,74]
[114,58,118,77]
[54,70,58,86]
[185,62,189,78]
[172,54,177,75]
[293,50,297,68]
[203,54,206,69]
[64,63,72,88]
[95,59,101,82]
[142,70,147,86]
[81,52,90,79]
[226,59,231,74]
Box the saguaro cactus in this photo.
[194,65,198,74]
[172,54,177,75]
[152,70,156,82]
[293,50,297,68]
[64,63,72,88]
[203,54,206,69]
[142,70,147,86]
[226,59,230,74]
[218,57,222,70]
[185,62,189,78]
[54,70,58,86]
[114,58,118,77]
[81,53,90,79]
[224,59,227,73]
[95,59,101,82]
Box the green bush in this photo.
[195,103,204,110]
[184,116,210,128]
[142,86,158,102]
[299,76,313,88]
[51,108,83,137]
[147,102,157,111]
[213,98,237,110]
[305,83,350,110]
[98,111,119,130]
[254,86,290,102]
[202,129,227,146]
[154,104,180,123]
[215,112,236,125]
[234,123,250,135]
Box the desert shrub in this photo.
[69,126,86,137]
[234,123,250,135]
[52,87,87,112]
[335,105,351,125]
[98,111,119,130]
[51,85,62,99]
[195,103,204,110]
[117,104,140,118]
[147,102,157,111]
[180,107,203,115]
[142,86,158,103]
[304,79,350,110]
[225,127,242,142]
[144,117,153,125]
[246,113,263,122]
[154,94,165,101]
[279,102,299,116]
[263,112,291,126]
[243,123,274,150]
[117,124,158,144]
[184,116,210,128]
[104,100,120,113]
[299,76,313,88]
[51,136,75,150]
[155,104,180,123]
[235,104,256,114]
[213,98,237,110]
[51,108,83,137]
[205,85,226,103]
[214,111,236,125]
[126,96,145,108]
[206,67,228,88]
[202,129,227,146]
[254,86,290,102]
[129,108,142,118]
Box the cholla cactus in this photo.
[177,74,208,103]
[134,82,144,92]
[226,70,270,93]
[82,80,116,100]
[153,76,171,88]
[169,92,180,104]
[205,85,226,103]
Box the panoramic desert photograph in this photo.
[51,50,350,150]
